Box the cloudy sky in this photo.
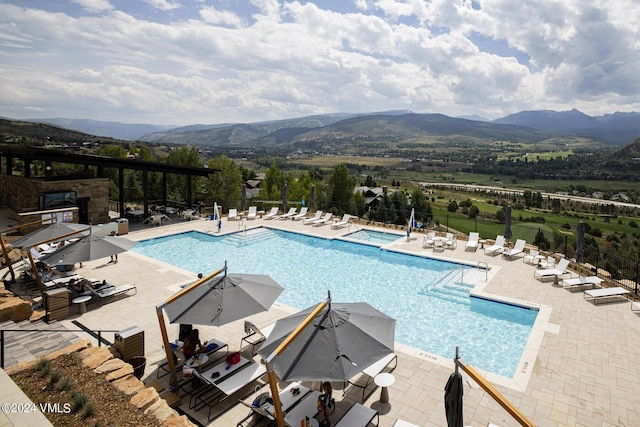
[1,0,638,126]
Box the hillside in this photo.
[0,119,124,146]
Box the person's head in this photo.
[322,381,332,396]
[197,273,203,279]
[188,329,200,342]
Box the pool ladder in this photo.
[422,268,465,293]
[477,261,489,282]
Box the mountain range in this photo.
[19,109,640,147]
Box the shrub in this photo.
[49,371,61,384]
[59,378,73,391]
[590,228,603,238]
[82,403,94,419]
[71,392,89,412]
[630,220,638,228]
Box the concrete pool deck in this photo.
[3,214,640,426]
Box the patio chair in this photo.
[423,232,436,248]
[534,258,571,281]
[240,321,275,355]
[523,249,540,265]
[263,207,279,220]
[344,352,397,401]
[331,214,351,229]
[561,276,603,292]
[302,210,323,225]
[502,239,526,260]
[278,207,297,220]
[227,208,238,221]
[312,212,334,227]
[291,207,309,220]
[465,232,479,251]
[247,206,258,220]
[444,233,457,249]
[538,255,556,269]
[584,287,630,305]
[334,402,379,427]
[87,283,137,301]
[484,235,505,256]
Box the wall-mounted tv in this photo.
[39,191,77,210]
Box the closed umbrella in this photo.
[309,185,315,210]
[444,371,463,427]
[39,233,137,265]
[241,183,247,211]
[258,299,395,382]
[282,183,288,212]
[504,205,512,242]
[576,221,585,263]
[11,222,90,248]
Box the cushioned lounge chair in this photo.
[466,232,479,251]
[238,382,316,426]
[263,207,279,220]
[561,276,603,292]
[534,258,571,281]
[484,235,505,256]
[227,209,238,221]
[88,283,137,299]
[393,420,420,427]
[247,206,257,220]
[312,212,333,227]
[345,352,397,401]
[331,214,351,229]
[302,210,323,225]
[278,207,297,220]
[335,402,379,427]
[291,207,308,220]
[502,239,526,260]
[240,321,275,355]
[584,287,629,304]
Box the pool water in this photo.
[343,228,404,245]
[134,228,537,377]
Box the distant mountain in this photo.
[457,114,490,122]
[28,118,174,141]
[493,109,640,144]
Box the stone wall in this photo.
[0,174,110,230]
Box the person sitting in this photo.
[182,329,207,358]
[39,264,64,282]
[317,381,334,427]
[67,278,93,294]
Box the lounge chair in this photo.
[423,232,436,248]
[311,212,333,227]
[345,352,397,401]
[561,276,603,292]
[227,209,238,221]
[484,235,505,256]
[247,206,257,220]
[584,287,630,305]
[263,207,279,220]
[465,232,479,251]
[335,402,379,427]
[331,214,351,229]
[38,243,58,254]
[631,301,640,313]
[291,207,308,220]
[240,321,275,355]
[88,283,137,299]
[157,338,228,379]
[238,382,316,426]
[534,258,571,281]
[538,256,556,269]
[302,210,323,225]
[277,207,297,220]
[502,239,526,260]
[393,420,420,427]
[445,233,457,249]
[523,249,540,265]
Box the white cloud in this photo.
[199,6,245,27]
[71,0,113,13]
[142,0,181,12]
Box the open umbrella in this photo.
[576,221,585,263]
[504,205,512,243]
[163,268,284,326]
[39,233,137,265]
[258,299,395,382]
[444,371,463,427]
[10,222,90,248]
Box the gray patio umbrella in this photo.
[444,371,463,427]
[39,233,137,265]
[504,205,513,242]
[258,300,395,381]
[163,267,284,327]
[11,222,90,248]
[576,221,585,263]
[241,183,247,211]
[309,185,315,210]
[282,183,288,212]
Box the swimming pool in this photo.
[134,228,537,377]
[342,228,404,245]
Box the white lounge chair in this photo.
[246,206,257,220]
[465,232,479,251]
[534,258,571,281]
[631,301,640,313]
[263,207,279,220]
[484,235,505,256]
[240,321,276,355]
[423,232,436,248]
[331,214,351,229]
[523,249,540,265]
[393,420,420,427]
[312,212,333,227]
[291,207,308,221]
[562,276,603,292]
[335,402,379,427]
[584,287,630,305]
[227,209,238,221]
[278,207,297,220]
[303,210,323,225]
[538,255,556,269]
[345,352,397,401]
[89,283,137,299]
[502,239,526,260]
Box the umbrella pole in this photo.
[0,234,16,282]
[26,250,45,299]
[265,297,330,427]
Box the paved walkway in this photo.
[2,214,640,426]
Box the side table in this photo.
[72,295,92,314]
[374,372,395,403]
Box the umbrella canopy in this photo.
[504,205,513,241]
[282,183,288,211]
[258,301,395,382]
[444,371,464,427]
[163,270,284,326]
[11,222,90,248]
[576,221,585,263]
[39,233,137,265]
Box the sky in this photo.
[0,0,639,126]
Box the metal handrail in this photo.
[0,328,119,368]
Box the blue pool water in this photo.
[134,229,537,377]
[343,228,404,245]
